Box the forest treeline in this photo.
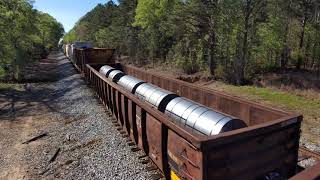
[0,0,64,81]
[64,0,320,85]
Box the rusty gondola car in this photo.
[65,45,320,180]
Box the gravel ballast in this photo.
[0,52,153,179]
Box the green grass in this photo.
[221,85,320,144]
[0,83,24,91]
[223,85,320,117]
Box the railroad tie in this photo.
[122,134,129,138]
[131,147,140,152]
[116,127,122,131]
[127,142,135,146]
[146,165,158,171]
[138,154,147,159]
[139,158,150,164]
[111,117,117,121]
[150,173,163,180]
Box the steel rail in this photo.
[299,147,320,162]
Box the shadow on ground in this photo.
[0,52,83,121]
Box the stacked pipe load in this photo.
[164,97,246,135]
[118,76,144,93]
[99,65,114,76]
[99,65,247,136]
[135,84,179,112]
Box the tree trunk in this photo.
[317,60,320,79]
[280,16,290,69]
[238,3,250,85]
[280,46,289,68]
[234,31,243,85]
[209,32,216,76]
[297,13,308,69]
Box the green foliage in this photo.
[65,0,320,84]
[0,0,64,81]
[37,12,64,50]
[64,29,77,43]
[134,0,170,29]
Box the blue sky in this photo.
[33,0,113,33]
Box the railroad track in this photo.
[292,147,320,180]
[299,147,320,162]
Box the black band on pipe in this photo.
[113,73,126,83]
[131,82,146,94]
[158,94,180,112]
[106,69,116,77]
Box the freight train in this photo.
[63,42,93,62]
[63,44,320,180]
